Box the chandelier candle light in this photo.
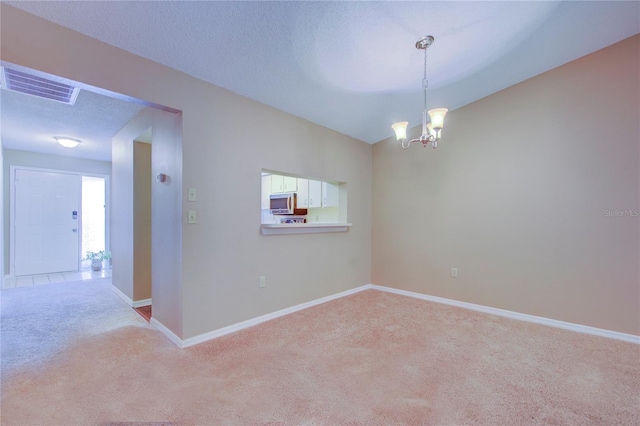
[392,36,448,149]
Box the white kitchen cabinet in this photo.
[261,175,272,209]
[297,178,309,208]
[322,182,339,207]
[271,175,284,193]
[271,175,296,193]
[308,180,322,208]
[283,176,297,192]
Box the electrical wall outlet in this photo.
[451,268,458,278]
[259,276,266,288]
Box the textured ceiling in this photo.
[1,87,147,161]
[2,1,640,148]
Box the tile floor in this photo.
[2,269,112,289]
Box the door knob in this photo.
[72,228,78,232]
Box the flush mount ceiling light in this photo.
[392,36,448,149]
[54,137,81,148]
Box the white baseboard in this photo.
[132,298,152,308]
[370,284,640,345]
[149,283,639,349]
[165,285,369,348]
[111,285,133,306]
[150,318,183,348]
[111,285,151,308]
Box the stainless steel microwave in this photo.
[270,193,308,215]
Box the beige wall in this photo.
[112,132,154,303]
[178,65,372,339]
[111,118,136,301]
[111,108,182,335]
[0,6,372,339]
[0,144,3,283]
[133,142,152,301]
[2,149,111,274]
[373,35,640,335]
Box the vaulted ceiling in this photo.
[1,1,639,161]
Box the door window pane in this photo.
[81,176,105,267]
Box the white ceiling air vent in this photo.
[0,67,80,105]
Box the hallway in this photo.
[2,269,112,289]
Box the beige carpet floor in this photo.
[1,281,639,425]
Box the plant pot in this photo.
[91,259,103,271]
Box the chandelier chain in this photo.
[423,48,428,89]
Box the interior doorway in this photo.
[1,61,183,334]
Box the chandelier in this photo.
[391,36,448,149]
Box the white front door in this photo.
[13,169,81,276]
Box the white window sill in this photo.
[261,223,352,235]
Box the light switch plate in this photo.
[188,210,197,224]
[188,188,197,202]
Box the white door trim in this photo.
[9,165,110,278]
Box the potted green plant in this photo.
[84,250,112,271]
